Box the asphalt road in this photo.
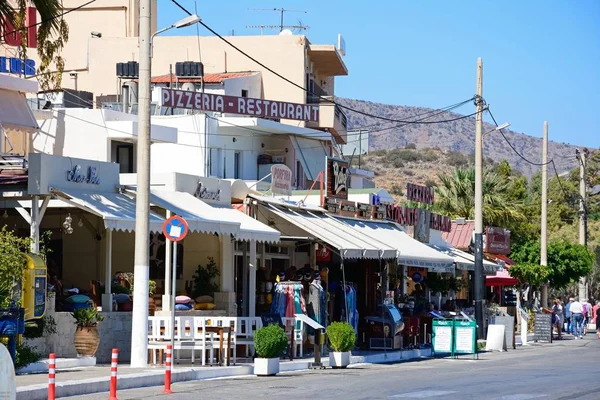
[66,334,600,400]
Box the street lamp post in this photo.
[129,9,201,368]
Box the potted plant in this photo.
[125,274,157,315]
[327,322,356,368]
[72,306,104,357]
[253,324,288,376]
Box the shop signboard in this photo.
[484,227,511,255]
[323,197,339,213]
[270,164,292,195]
[533,313,553,343]
[386,205,451,233]
[453,320,477,356]
[316,245,331,262]
[161,88,320,122]
[325,157,349,200]
[0,57,36,76]
[413,208,431,243]
[0,7,38,48]
[406,183,434,205]
[432,319,453,356]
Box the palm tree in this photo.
[435,166,525,227]
[0,0,62,31]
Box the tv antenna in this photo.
[246,24,309,35]
[248,8,308,32]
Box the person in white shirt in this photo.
[569,298,584,339]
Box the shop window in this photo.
[209,148,220,177]
[241,89,248,98]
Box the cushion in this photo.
[65,294,90,304]
[113,293,131,304]
[195,295,214,304]
[175,303,193,311]
[194,303,216,310]
[175,295,192,304]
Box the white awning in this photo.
[0,88,38,132]
[332,218,455,271]
[192,202,280,243]
[265,204,397,259]
[149,190,240,236]
[53,189,165,232]
[290,136,328,181]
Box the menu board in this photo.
[433,325,452,353]
[454,327,474,353]
[533,314,553,343]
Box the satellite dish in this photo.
[279,29,293,36]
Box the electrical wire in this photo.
[170,0,487,125]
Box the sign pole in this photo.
[170,240,177,367]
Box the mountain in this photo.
[338,98,580,178]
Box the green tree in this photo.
[510,239,594,289]
[0,227,32,308]
[434,166,525,229]
[0,0,69,90]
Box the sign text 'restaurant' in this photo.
[161,88,320,122]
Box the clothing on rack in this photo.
[334,283,358,334]
[270,281,306,318]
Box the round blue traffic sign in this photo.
[162,215,189,242]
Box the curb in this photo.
[17,349,432,399]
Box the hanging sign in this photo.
[325,157,349,200]
[316,245,331,262]
[270,164,292,195]
[161,88,320,122]
[484,227,511,255]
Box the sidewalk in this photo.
[16,348,432,400]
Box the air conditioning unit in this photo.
[272,156,285,164]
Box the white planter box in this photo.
[254,357,279,376]
[329,351,351,368]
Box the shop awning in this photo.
[265,204,396,259]
[52,188,165,232]
[333,218,455,271]
[0,88,38,132]
[428,244,503,272]
[188,201,280,243]
[149,190,240,236]
[486,269,518,287]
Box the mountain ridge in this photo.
[338,97,580,177]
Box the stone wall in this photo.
[25,298,133,364]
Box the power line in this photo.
[170,0,487,126]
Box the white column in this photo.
[163,210,172,312]
[101,229,113,311]
[30,196,39,253]
[220,237,235,292]
[249,239,257,317]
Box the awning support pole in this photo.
[163,210,172,312]
[102,229,113,312]
[30,196,39,253]
[249,239,257,317]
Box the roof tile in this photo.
[151,72,255,84]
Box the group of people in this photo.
[552,297,600,340]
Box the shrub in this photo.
[15,342,41,370]
[374,149,387,157]
[405,143,417,150]
[192,257,220,298]
[392,159,405,169]
[254,324,288,358]
[446,151,468,166]
[327,322,356,352]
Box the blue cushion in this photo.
[175,303,192,311]
[113,294,131,304]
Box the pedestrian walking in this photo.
[565,297,573,334]
[570,297,584,339]
[596,302,600,340]
[552,299,563,339]
[581,298,592,336]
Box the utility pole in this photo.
[474,57,485,339]
[577,148,588,300]
[540,122,548,308]
[130,0,152,368]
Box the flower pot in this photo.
[254,357,280,376]
[74,326,100,357]
[329,351,351,369]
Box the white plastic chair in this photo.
[174,316,214,366]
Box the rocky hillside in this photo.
[338,98,580,178]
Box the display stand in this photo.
[452,319,478,359]
[518,306,529,346]
[295,314,326,369]
[431,318,453,358]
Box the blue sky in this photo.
[159,1,600,149]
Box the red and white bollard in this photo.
[163,344,173,394]
[48,353,56,400]
[108,348,118,400]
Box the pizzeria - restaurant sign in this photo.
[386,205,451,232]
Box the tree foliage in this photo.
[434,166,526,229]
[0,227,31,308]
[0,0,69,90]
[510,239,594,289]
